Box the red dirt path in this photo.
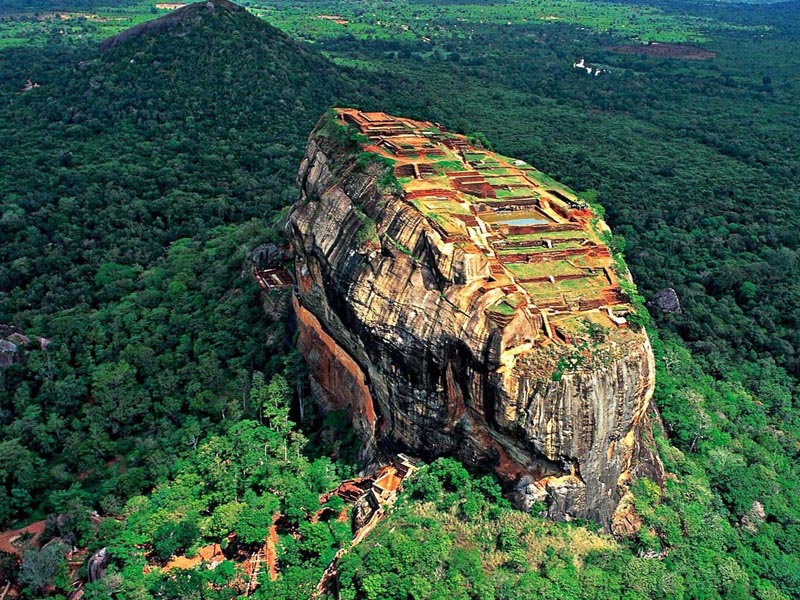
[265,523,278,581]
[0,521,45,556]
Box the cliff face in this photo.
[288,109,664,528]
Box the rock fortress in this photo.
[288,109,664,530]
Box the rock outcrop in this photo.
[647,287,682,314]
[0,325,49,368]
[87,548,111,583]
[288,109,664,528]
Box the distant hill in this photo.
[99,0,248,52]
[0,0,376,319]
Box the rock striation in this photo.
[287,109,664,528]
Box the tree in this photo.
[0,439,44,526]
[236,491,279,546]
[0,550,19,585]
[152,520,200,561]
[283,350,308,421]
[20,542,69,595]
[250,372,293,459]
[90,361,150,436]
[264,374,292,434]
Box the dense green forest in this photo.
[1,0,800,597]
[0,4,380,596]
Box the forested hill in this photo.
[98,0,249,52]
[0,0,379,536]
[1,0,366,322]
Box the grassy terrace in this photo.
[411,200,471,216]
[505,230,583,242]
[483,176,531,186]
[335,108,631,339]
[507,261,583,279]
[494,188,538,199]
[495,240,587,255]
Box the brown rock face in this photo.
[287,109,664,528]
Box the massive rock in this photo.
[287,109,664,528]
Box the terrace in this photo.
[335,108,634,342]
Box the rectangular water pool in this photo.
[494,214,550,226]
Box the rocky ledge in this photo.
[287,109,664,529]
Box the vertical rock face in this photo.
[288,109,664,528]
